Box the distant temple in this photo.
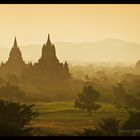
[31,34,71,86]
[34,34,70,81]
[0,34,71,87]
[0,37,27,76]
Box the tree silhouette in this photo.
[76,117,120,136]
[123,111,140,130]
[98,117,120,136]
[112,83,126,107]
[0,99,38,136]
[75,85,100,116]
[113,83,140,110]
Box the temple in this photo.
[33,34,71,84]
[0,37,26,76]
[0,34,71,90]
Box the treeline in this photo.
[0,63,139,104]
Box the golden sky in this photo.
[0,4,140,48]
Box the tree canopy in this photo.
[0,100,38,136]
[75,85,101,116]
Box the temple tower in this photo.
[7,37,25,65]
[38,34,59,66]
[0,37,26,76]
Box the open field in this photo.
[31,101,129,135]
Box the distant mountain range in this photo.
[0,39,140,64]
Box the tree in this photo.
[0,99,38,136]
[0,82,29,102]
[76,117,120,136]
[123,94,140,110]
[85,74,89,82]
[74,85,101,116]
[122,111,140,132]
[76,112,140,136]
[113,83,140,110]
[97,117,120,136]
[112,83,126,108]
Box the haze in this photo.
[0,4,140,63]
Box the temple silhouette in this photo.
[0,37,27,76]
[33,34,71,83]
[0,34,71,93]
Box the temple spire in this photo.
[13,36,18,48]
[47,33,51,45]
[64,60,68,68]
[64,60,69,73]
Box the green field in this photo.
[31,101,129,136]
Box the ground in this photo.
[30,101,129,136]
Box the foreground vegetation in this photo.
[0,83,140,136]
[0,100,38,136]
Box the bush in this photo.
[0,100,38,136]
[122,111,140,131]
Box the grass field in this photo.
[31,101,129,135]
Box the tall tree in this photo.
[75,85,100,116]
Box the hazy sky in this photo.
[0,4,140,48]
